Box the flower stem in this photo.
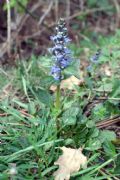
[56,84,61,110]
[55,84,61,130]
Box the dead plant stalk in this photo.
[6,0,11,56]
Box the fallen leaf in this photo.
[104,66,112,76]
[50,85,57,92]
[60,76,83,90]
[53,146,87,180]
[0,83,13,99]
[101,64,112,77]
[50,76,84,92]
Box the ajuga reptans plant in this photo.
[49,18,73,111]
[87,49,101,72]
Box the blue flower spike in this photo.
[90,49,101,63]
[87,49,102,73]
[49,18,72,81]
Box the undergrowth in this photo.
[0,29,120,180]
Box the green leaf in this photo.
[64,59,80,79]
[38,89,53,106]
[87,0,98,7]
[103,140,116,158]
[86,139,101,151]
[110,79,120,97]
[86,120,95,128]
[30,88,53,106]
[0,174,8,179]
[64,138,75,146]
[28,101,36,115]
[84,77,93,90]
[62,107,79,125]
[99,130,116,143]
[12,99,28,109]
[79,175,94,180]
[90,128,99,138]
[97,82,112,92]
[92,103,107,121]
[22,76,28,96]
[114,154,120,174]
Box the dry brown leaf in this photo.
[101,64,112,77]
[50,85,57,92]
[50,76,84,92]
[104,66,112,76]
[60,76,83,90]
[0,83,13,99]
[53,146,87,180]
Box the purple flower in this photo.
[64,37,71,43]
[56,54,64,61]
[64,47,71,54]
[90,49,101,63]
[87,49,102,73]
[61,59,69,69]
[49,18,73,81]
[51,66,61,80]
[50,34,63,43]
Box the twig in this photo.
[66,0,70,25]
[38,0,54,26]
[0,4,113,60]
[6,0,11,56]
[0,0,42,59]
[79,0,84,10]
[0,109,33,118]
[23,22,55,40]
[66,6,113,20]
[0,35,6,41]
[96,115,120,128]
[95,97,120,101]
[93,89,111,93]
[112,0,120,29]
[0,43,8,59]
[0,113,8,117]
[23,6,113,41]
[0,67,9,77]
[55,0,59,22]
[19,109,33,118]
[17,0,39,20]
[17,0,43,34]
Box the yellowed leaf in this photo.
[50,76,84,92]
[104,66,112,76]
[50,85,57,92]
[60,76,83,90]
[53,146,87,180]
[101,64,112,77]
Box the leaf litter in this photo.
[53,146,87,180]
